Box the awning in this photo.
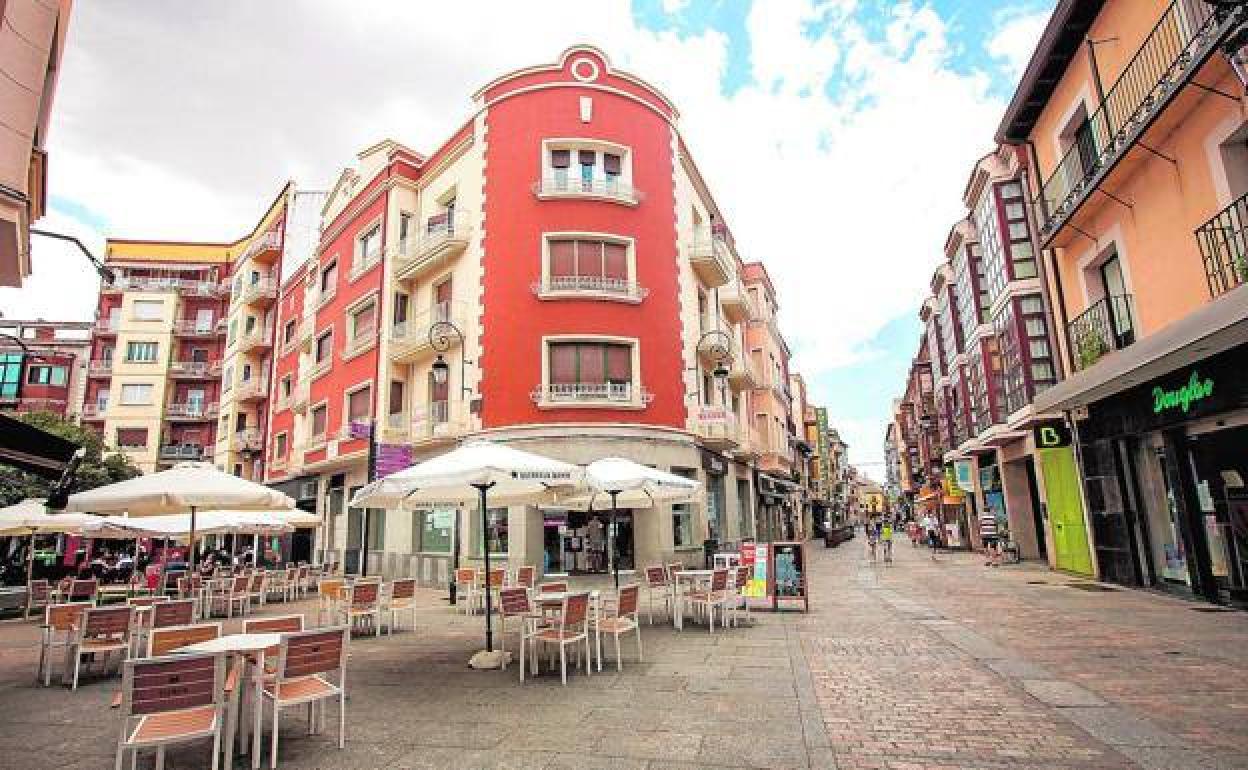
[1035,285,1248,413]
[0,414,79,479]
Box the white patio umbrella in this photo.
[0,499,96,617]
[556,458,702,588]
[61,462,294,568]
[350,440,581,667]
[80,510,295,539]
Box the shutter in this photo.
[550,344,577,384]
[312,407,327,436]
[603,153,621,174]
[603,243,627,279]
[435,279,453,303]
[606,345,631,382]
[549,240,576,277]
[580,344,606,384]
[430,375,449,402]
[576,240,604,277]
[550,149,570,168]
[116,428,147,447]
[389,381,404,415]
[348,388,371,421]
[354,303,376,339]
[578,150,596,166]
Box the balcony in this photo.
[408,400,472,447]
[392,219,473,285]
[1195,190,1248,299]
[531,382,653,408]
[531,275,647,303]
[719,278,757,323]
[686,231,733,288]
[81,403,106,420]
[159,444,210,462]
[238,278,277,307]
[727,358,758,391]
[532,176,641,206]
[297,318,315,351]
[87,360,112,378]
[688,407,739,450]
[172,319,222,338]
[292,381,309,413]
[1067,294,1137,372]
[239,231,281,264]
[166,402,218,421]
[348,246,383,283]
[169,360,222,379]
[94,319,119,335]
[389,301,463,363]
[235,378,269,403]
[11,397,67,413]
[238,325,273,354]
[1036,0,1241,242]
[234,428,263,452]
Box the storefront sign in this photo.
[1033,420,1072,449]
[771,541,809,612]
[1152,370,1214,415]
[375,444,413,479]
[953,460,976,492]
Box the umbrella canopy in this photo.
[61,462,294,515]
[0,498,95,535]
[80,510,296,539]
[350,440,581,509]
[271,510,321,529]
[554,458,702,510]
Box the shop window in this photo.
[671,468,697,548]
[737,479,753,540]
[473,507,508,556]
[366,510,386,551]
[706,475,725,542]
[416,509,452,553]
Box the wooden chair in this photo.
[38,602,87,687]
[64,604,134,690]
[152,598,196,630]
[247,572,267,609]
[590,584,642,671]
[687,569,731,633]
[513,565,536,594]
[484,568,505,612]
[245,615,305,678]
[26,578,50,618]
[147,622,222,658]
[127,596,167,657]
[453,568,479,615]
[498,587,545,677]
[730,565,752,627]
[316,578,346,626]
[68,577,99,605]
[211,575,250,619]
[642,566,672,625]
[382,579,418,635]
[260,627,350,768]
[114,652,227,770]
[528,592,592,686]
[295,565,310,598]
[343,581,381,637]
[536,581,567,594]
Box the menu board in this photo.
[770,541,809,612]
[742,542,768,599]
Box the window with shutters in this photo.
[539,140,637,204]
[539,234,640,301]
[346,384,372,423]
[116,428,148,449]
[119,383,153,405]
[310,404,328,441]
[125,342,158,363]
[539,337,645,408]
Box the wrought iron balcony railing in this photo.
[1195,189,1248,298]
[1067,294,1137,371]
[1036,0,1241,241]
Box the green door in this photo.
[1039,446,1094,576]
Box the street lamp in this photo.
[428,319,472,605]
[691,329,733,402]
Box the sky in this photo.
[0,0,1054,480]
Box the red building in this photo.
[0,319,91,418]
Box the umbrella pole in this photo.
[189,506,198,571]
[609,490,620,590]
[24,532,34,620]
[475,482,496,652]
[448,508,459,606]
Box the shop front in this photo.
[1073,344,1248,603]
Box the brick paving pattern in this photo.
[0,540,1246,767]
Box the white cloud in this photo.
[10,0,1027,472]
[987,6,1051,83]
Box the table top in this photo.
[534,590,600,603]
[674,569,715,578]
[175,632,283,654]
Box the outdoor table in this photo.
[671,570,714,631]
[176,632,282,770]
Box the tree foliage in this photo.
[0,411,141,507]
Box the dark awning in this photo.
[0,414,79,479]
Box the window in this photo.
[274,432,288,458]
[736,479,753,540]
[115,428,148,449]
[315,330,333,363]
[119,383,153,405]
[366,510,385,550]
[544,143,632,199]
[26,365,68,385]
[389,380,404,415]
[393,293,408,325]
[133,300,163,321]
[350,300,376,340]
[416,509,452,553]
[228,320,237,345]
[123,341,157,363]
[190,348,208,363]
[548,341,633,400]
[244,315,256,335]
[0,354,19,398]
[310,404,328,438]
[356,225,380,263]
[320,260,338,294]
[398,212,412,252]
[347,385,371,422]
[706,475,725,541]
[473,507,508,556]
[283,319,296,346]
[223,366,233,392]
[546,238,629,292]
[280,376,292,400]
[671,468,697,547]
[953,243,984,344]
[241,363,252,382]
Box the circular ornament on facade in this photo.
[570,57,600,83]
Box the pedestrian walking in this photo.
[865,519,878,562]
[922,514,940,561]
[880,520,894,563]
[907,519,920,548]
[981,508,1002,567]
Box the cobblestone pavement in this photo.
[805,535,1248,769]
[2,542,1247,768]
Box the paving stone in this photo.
[1022,679,1107,707]
[1062,706,1188,747]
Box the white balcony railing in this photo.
[238,231,281,263]
[238,278,278,305]
[532,382,652,406]
[172,319,221,337]
[159,444,209,461]
[87,360,112,377]
[388,301,462,362]
[235,378,269,401]
[686,230,733,288]
[533,176,641,206]
[392,219,473,284]
[166,402,218,419]
[169,360,221,378]
[94,319,119,334]
[81,403,106,419]
[235,428,263,450]
[238,324,274,352]
[532,275,648,302]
